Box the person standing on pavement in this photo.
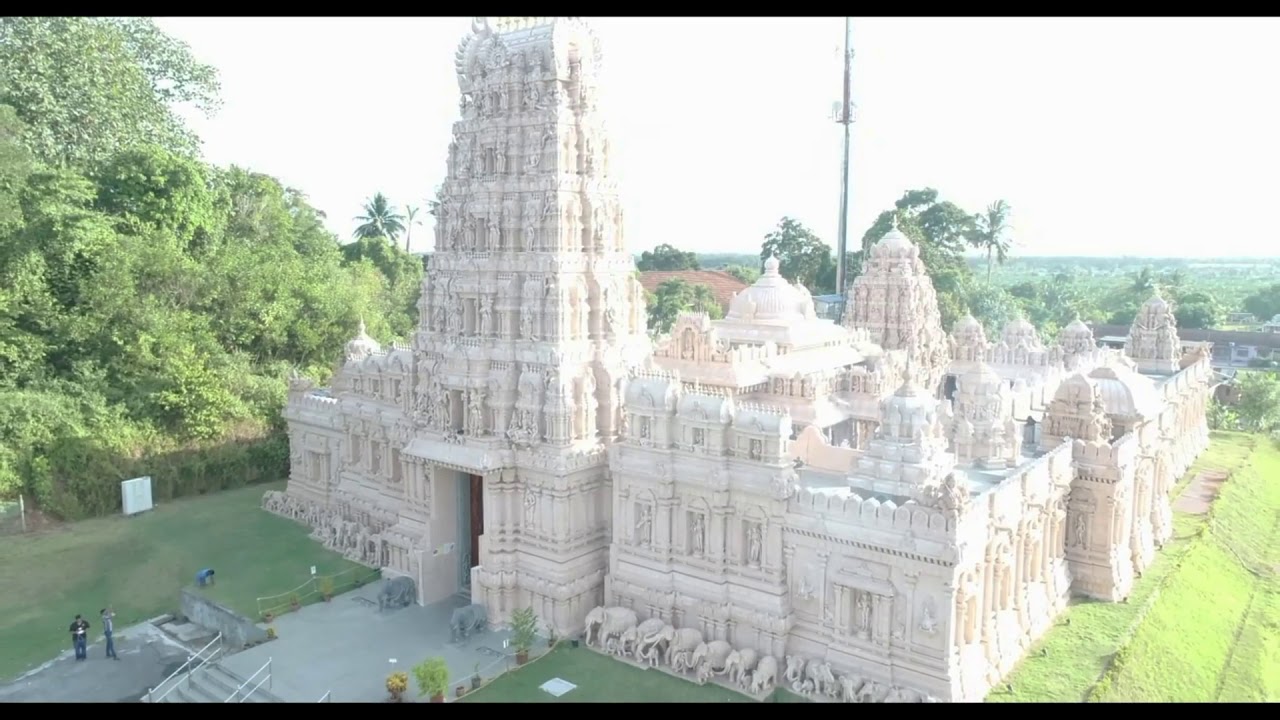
[100,607,119,660]
[69,614,90,661]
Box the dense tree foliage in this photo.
[0,18,420,519]
[636,243,700,272]
[645,278,722,336]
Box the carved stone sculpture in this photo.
[583,605,638,649]
[449,602,489,642]
[378,576,416,611]
[750,655,779,694]
[692,640,734,684]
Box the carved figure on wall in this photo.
[746,523,762,566]
[634,504,653,546]
[479,295,492,336]
[1071,511,1089,549]
[689,513,705,555]
[855,591,872,632]
[467,389,486,436]
[919,598,939,635]
[524,489,538,528]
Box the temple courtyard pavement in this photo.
[219,583,514,702]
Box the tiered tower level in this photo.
[417,17,650,628]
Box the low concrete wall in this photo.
[179,588,268,649]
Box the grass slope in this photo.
[988,427,1259,696]
[1090,438,1280,702]
[0,482,363,680]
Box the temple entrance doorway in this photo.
[457,473,484,595]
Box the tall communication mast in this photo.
[832,18,855,298]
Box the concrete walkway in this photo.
[219,584,514,702]
[0,621,194,703]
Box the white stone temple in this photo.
[268,17,1213,702]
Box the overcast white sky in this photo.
[156,17,1280,258]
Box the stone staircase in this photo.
[153,663,285,704]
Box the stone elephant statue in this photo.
[750,655,779,695]
[804,660,836,697]
[377,576,416,611]
[612,618,664,658]
[449,603,488,643]
[665,627,704,673]
[583,606,638,649]
[636,623,673,667]
[724,648,758,688]
[693,640,734,684]
[837,674,863,703]
[784,655,807,689]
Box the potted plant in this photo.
[470,663,482,691]
[413,657,451,703]
[386,671,409,703]
[263,611,274,623]
[265,626,277,640]
[289,594,301,611]
[510,606,538,665]
[319,576,335,602]
[456,684,466,698]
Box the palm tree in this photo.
[402,204,421,252]
[353,193,406,243]
[972,200,1013,286]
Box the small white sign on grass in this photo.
[539,678,577,698]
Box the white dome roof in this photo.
[958,360,1004,395]
[1088,365,1161,419]
[955,314,981,332]
[724,255,816,325]
[870,223,917,259]
[1141,291,1170,314]
[1061,318,1092,338]
[345,319,381,362]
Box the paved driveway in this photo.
[0,622,192,703]
[219,584,514,702]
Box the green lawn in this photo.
[1090,438,1280,702]
[458,644,763,703]
[0,482,364,680]
[991,431,1277,702]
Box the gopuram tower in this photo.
[843,221,951,392]
[415,17,650,632]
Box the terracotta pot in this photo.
[516,650,529,665]
[431,693,444,703]
[456,686,466,697]
[323,595,332,602]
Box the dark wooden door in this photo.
[468,474,484,569]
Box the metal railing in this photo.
[225,657,272,703]
[147,633,224,704]
[317,690,332,703]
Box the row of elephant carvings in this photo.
[583,606,938,703]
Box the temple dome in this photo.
[1060,318,1092,340]
[870,224,917,260]
[724,255,816,325]
[1140,291,1171,315]
[954,314,982,333]
[345,319,382,362]
[1001,316,1043,350]
[1088,365,1162,420]
[958,360,1004,396]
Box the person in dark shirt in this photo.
[100,607,119,660]
[69,615,90,661]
